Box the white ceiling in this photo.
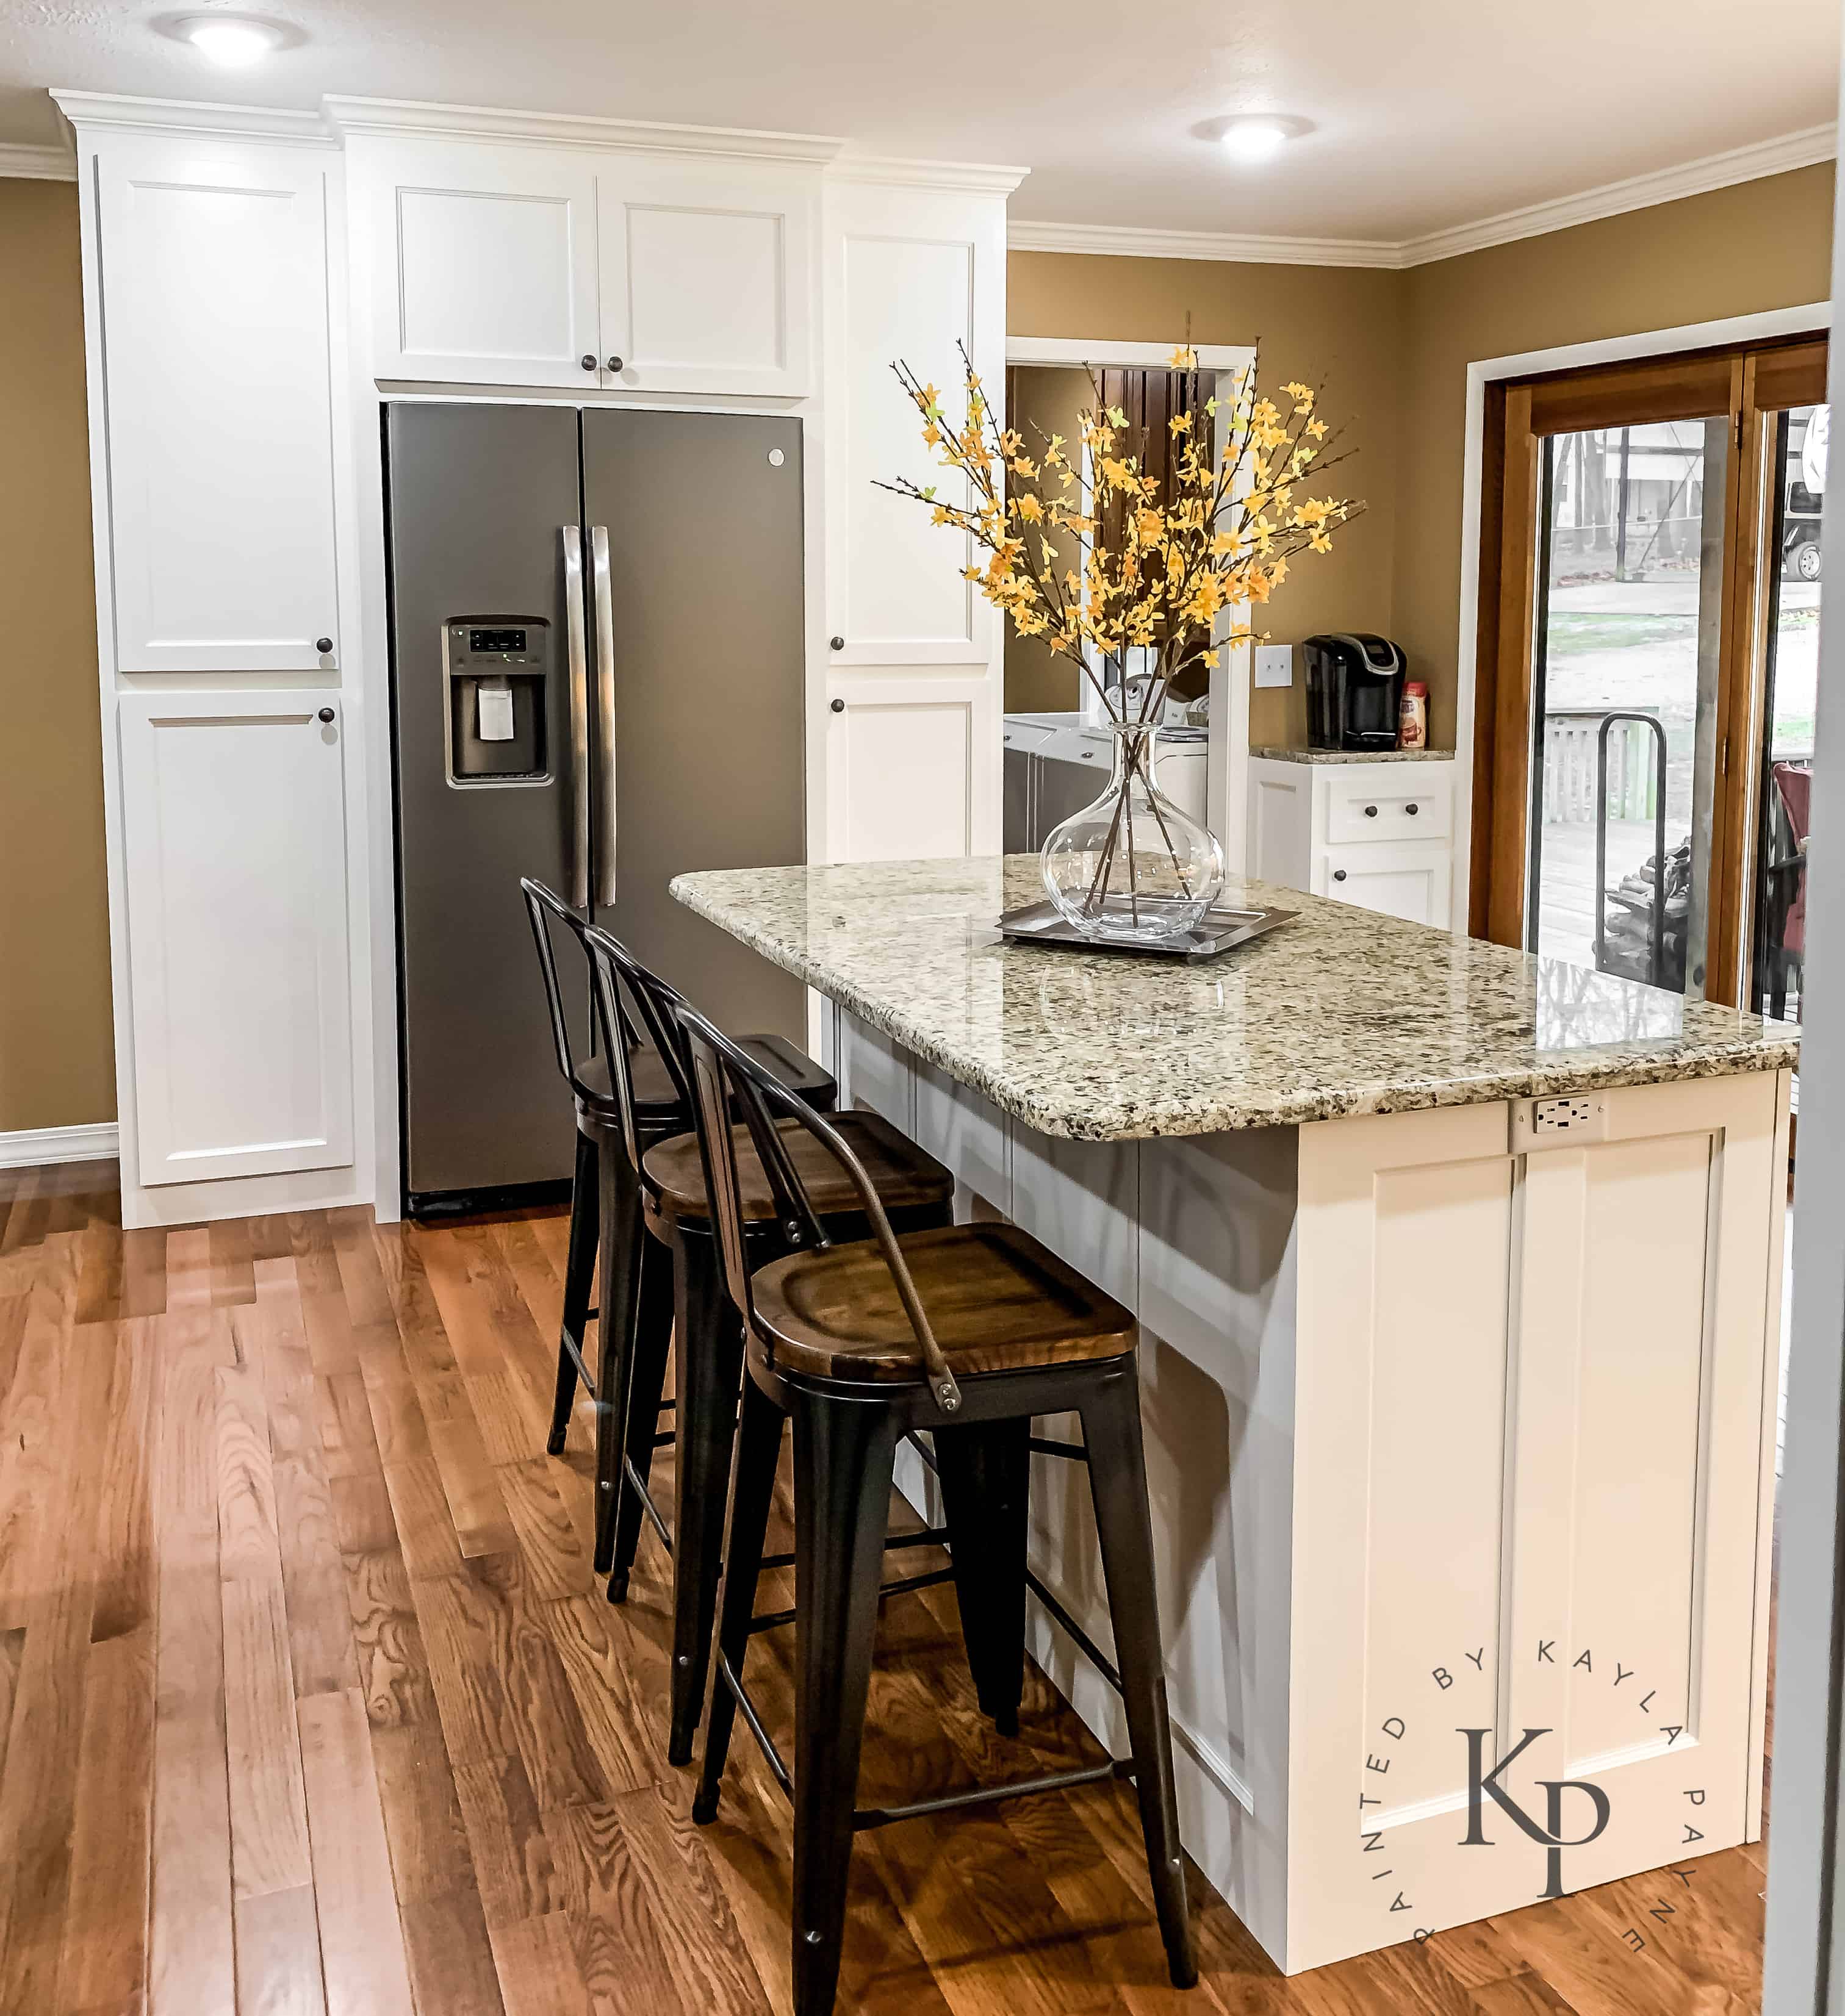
[4,0,1839,245]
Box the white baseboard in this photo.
[0,1121,121,1170]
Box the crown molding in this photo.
[1007,217,1389,268]
[1010,121,1839,273]
[0,140,76,181]
[1396,120,1838,266]
[51,90,334,148]
[321,95,844,165]
[827,152,1029,196]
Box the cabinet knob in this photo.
[606,356,624,372]
[580,354,597,371]
[317,707,335,725]
[1333,869,1348,882]
[1406,802,1419,816]
[829,636,845,651]
[829,698,844,713]
[1364,804,1378,817]
[315,636,333,654]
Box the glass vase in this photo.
[1040,721,1225,941]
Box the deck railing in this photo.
[1542,708,1658,824]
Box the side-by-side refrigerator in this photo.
[386,402,807,1214]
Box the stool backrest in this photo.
[674,1002,962,1412]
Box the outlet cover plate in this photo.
[1254,645,1293,690]
[1509,1092,1609,1153]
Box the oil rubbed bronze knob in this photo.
[317,707,334,724]
[606,356,624,371]
[830,698,845,712]
[1406,802,1420,816]
[1333,869,1348,882]
[830,636,845,651]
[316,637,333,653]
[581,354,597,371]
[1364,804,1378,817]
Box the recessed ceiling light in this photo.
[1193,113,1315,164]
[170,13,287,66]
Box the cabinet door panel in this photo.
[119,694,353,1185]
[825,676,997,860]
[362,140,600,386]
[599,162,815,395]
[98,142,341,672]
[1318,841,1450,926]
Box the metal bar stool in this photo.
[676,1003,1196,2016]
[580,924,958,1767]
[520,879,833,1576]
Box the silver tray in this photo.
[996,900,1298,963]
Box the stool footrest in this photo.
[621,1454,673,1559]
[651,1430,674,1450]
[853,1758,1130,1832]
[559,1333,594,1393]
[716,1651,792,1795]
[746,1563,955,1638]
[1025,1566,1123,1697]
[1027,1436,1087,1462]
[757,1525,948,1575]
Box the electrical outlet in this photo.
[1509,1094,1608,1153]
[1254,644,1293,689]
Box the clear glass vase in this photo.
[1041,721,1225,941]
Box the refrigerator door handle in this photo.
[561,525,590,909]
[590,524,617,906]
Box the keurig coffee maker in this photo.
[1303,634,1409,751]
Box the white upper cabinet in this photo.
[358,138,602,387]
[599,159,815,396]
[352,135,816,395]
[96,136,343,672]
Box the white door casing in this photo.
[118,692,354,1185]
[96,135,343,672]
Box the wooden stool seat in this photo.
[641,1110,952,1231]
[753,1221,1135,1383]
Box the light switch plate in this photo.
[1254,645,1293,689]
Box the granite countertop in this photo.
[1250,745,1455,764]
[672,856,1798,1142]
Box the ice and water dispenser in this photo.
[441,618,552,783]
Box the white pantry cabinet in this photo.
[348,131,818,395]
[94,134,343,672]
[118,694,354,1185]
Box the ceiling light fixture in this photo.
[1193,113,1315,165]
[170,13,287,66]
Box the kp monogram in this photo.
[1459,1727,1612,1899]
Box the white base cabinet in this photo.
[1249,755,1456,928]
[840,1008,1786,1975]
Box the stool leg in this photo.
[1078,1368,1196,1990]
[693,1374,785,1825]
[548,1127,599,1457]
[791,1393,897,2016]
[668,1226,746,1766]
[591,1146,644,1573]
[934,1419,1030,1738]
[605,1222,674,1596]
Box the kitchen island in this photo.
[672,855,1797,1973]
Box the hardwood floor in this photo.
[0,1161,1771,2015]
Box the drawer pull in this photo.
[1406,802,1419,816]
[1364,804,1378,817]
[1333,869,1348,883]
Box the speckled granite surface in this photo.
[1250,746,1455,764]
[672,856,1798,1141]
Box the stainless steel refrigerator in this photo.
[386,402,807,1213]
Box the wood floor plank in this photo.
[538,1595,662,1797]
[547,1800,696,2016]
[0,1230,77,1624]
[57,1621,157,2014]
[297,1687,417,2016]
[340,1542,441,1731]
[317,1369,384,1481]
[427,1411,520,1560]
[233,1882,328,2016]
[489,1911,596,2016]
[453,1751,567,1928]
[397,1890,511,2016]
[216,1358,315,1899]
[120,1227,168,1320]
[208,1218,256,1309]
[498,1457,595,1602]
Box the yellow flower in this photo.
[1307,417,1328,439]
[923,424,941,447]
[1169,344,1199,369]
[1015,492,1044,523]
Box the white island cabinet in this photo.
[673,853,1796,1975]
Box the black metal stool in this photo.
[580,925,957,1767]
[520,879,833,1577]
[677,1005,1196,2016]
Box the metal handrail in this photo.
[1594,711,1669,988]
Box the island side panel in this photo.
[1287,1073,1785,1975]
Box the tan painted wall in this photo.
[1002,365,1091,712]
[0,178,113,1136]
[1007,251,1406,748]
[1393,163,1835,749]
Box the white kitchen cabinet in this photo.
[599,158,815,396]
[824,671,999,861]
[118,694,354,1185]
[353,137,602,387]
[94,135,343,672]
[1249,754,1457,930]
[350,133,816,395]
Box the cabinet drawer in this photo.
[1325,770,1451,845]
